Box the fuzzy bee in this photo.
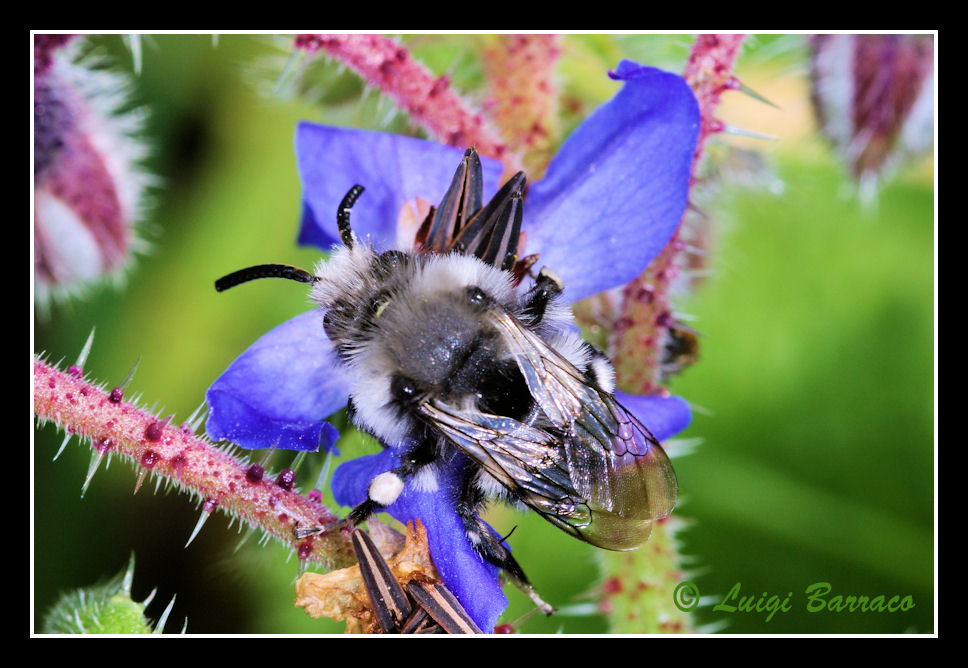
[215,148,678,610]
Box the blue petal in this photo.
[332,450,507,633]
[296,123,505,251]
[205,311,348,452]
[614,391,692,441]
[523,63,700,303]
[330,449,400,508]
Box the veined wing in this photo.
[487,308,679,549]
[421,397,675,550]
[419,401,594,535]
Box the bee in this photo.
[661,320,701,380]
[215,149,678,612]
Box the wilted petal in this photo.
[296,123,504,251]
[206,311,347,452]
[614,390,692,442]
[524,62,699,303]
[332,449,507,632]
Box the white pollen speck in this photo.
[368,471,405,506]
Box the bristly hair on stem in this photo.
[33,357,356,571]
[292,34,522,175]
[599,33,748,634]
[611,34,748,396]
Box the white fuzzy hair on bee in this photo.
[312,241,589,451]
[214,149,677,615]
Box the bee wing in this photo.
[554,401,678,550]
[420,401,580,508]
[492,308,677,548]
[422,309,678,550]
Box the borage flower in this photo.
[206,60,699,632]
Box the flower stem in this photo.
[598,518,690,634]
[293,34,522,174]
[602,33,748,635]
[611,34,747,395]
[481,34,562,177]
[33,359,355,571]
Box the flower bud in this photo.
[42,554,177,634]
[33,35,148,306]
[809,34,934,187]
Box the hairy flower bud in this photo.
[809,34,934,188]
[42,554,178,634]
[33,35,148,307]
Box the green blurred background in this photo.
[33,34,935,634]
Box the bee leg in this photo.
[293,496,380,539]
[294,457,427,539]
[343,436,438,528]
[521,267,564,326]
[342,465,410,528]
[461,510,554,616]
[344,498,381,527]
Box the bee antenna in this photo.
[337,185,365,249]
[215,264,318,292]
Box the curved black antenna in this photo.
[337,184,365,248]
[215,264,318,292]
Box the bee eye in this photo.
[390,375,420,406]
[380,250,407,264]
[464,286,490,308]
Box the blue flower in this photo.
[206,60,699,631]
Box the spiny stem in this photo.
[611,33,747,395]
[33,358,355,571]
[481,34,562,177]
[293,34,523,175]
[602,33,748,635]
[598,518,691,634]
